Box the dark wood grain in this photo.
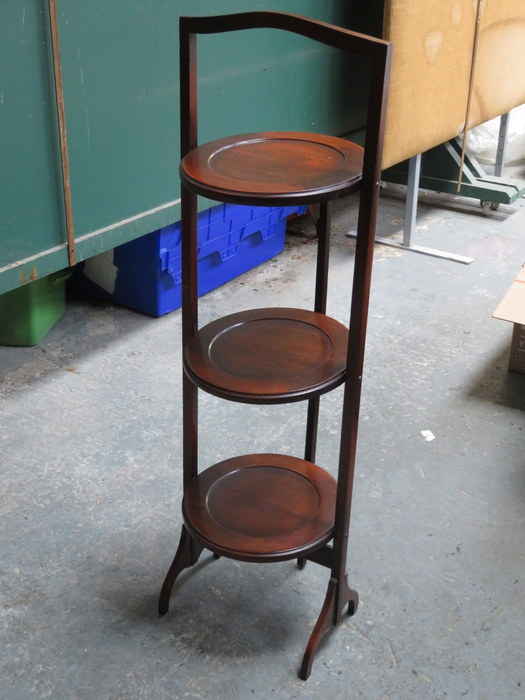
[181,132,363,206]
[182,454,336,562]
[184,307,348,403]
[160,9,392,681]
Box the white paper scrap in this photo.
[84,250,118,295]
[421,430,436,442]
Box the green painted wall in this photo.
[1,1,382,294]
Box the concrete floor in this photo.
[1,181,524,699]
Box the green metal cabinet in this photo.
[1,1,382,295]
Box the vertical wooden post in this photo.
[48,0,76,267]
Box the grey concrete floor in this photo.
[1,182,525,699]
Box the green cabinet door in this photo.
[1,1,380,295]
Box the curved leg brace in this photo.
[299,576,359,680]
[158,525,204,615]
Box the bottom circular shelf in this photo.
[183,453,336,562]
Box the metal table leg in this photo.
[373,154,474,264]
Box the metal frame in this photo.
[373,114,524,265]
[375,154,474,265]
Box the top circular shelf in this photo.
[181,131,363,206]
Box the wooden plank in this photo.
[382,0,525,169]
[472,0,525,126]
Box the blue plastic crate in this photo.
[69,203,306,316]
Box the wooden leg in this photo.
[158,525,204,615]
[299,575,359,680]
[299,396,318,574]
[332,572,359,624]
[300,578,337,680]
[304,396,320,464]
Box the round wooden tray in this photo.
[183,453,336,562]
[184,307,348,403]
[181,131,363,205]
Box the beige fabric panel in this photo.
[382,0,525,169]
[473,1,525,127]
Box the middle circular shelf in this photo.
[184,307,349,403]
